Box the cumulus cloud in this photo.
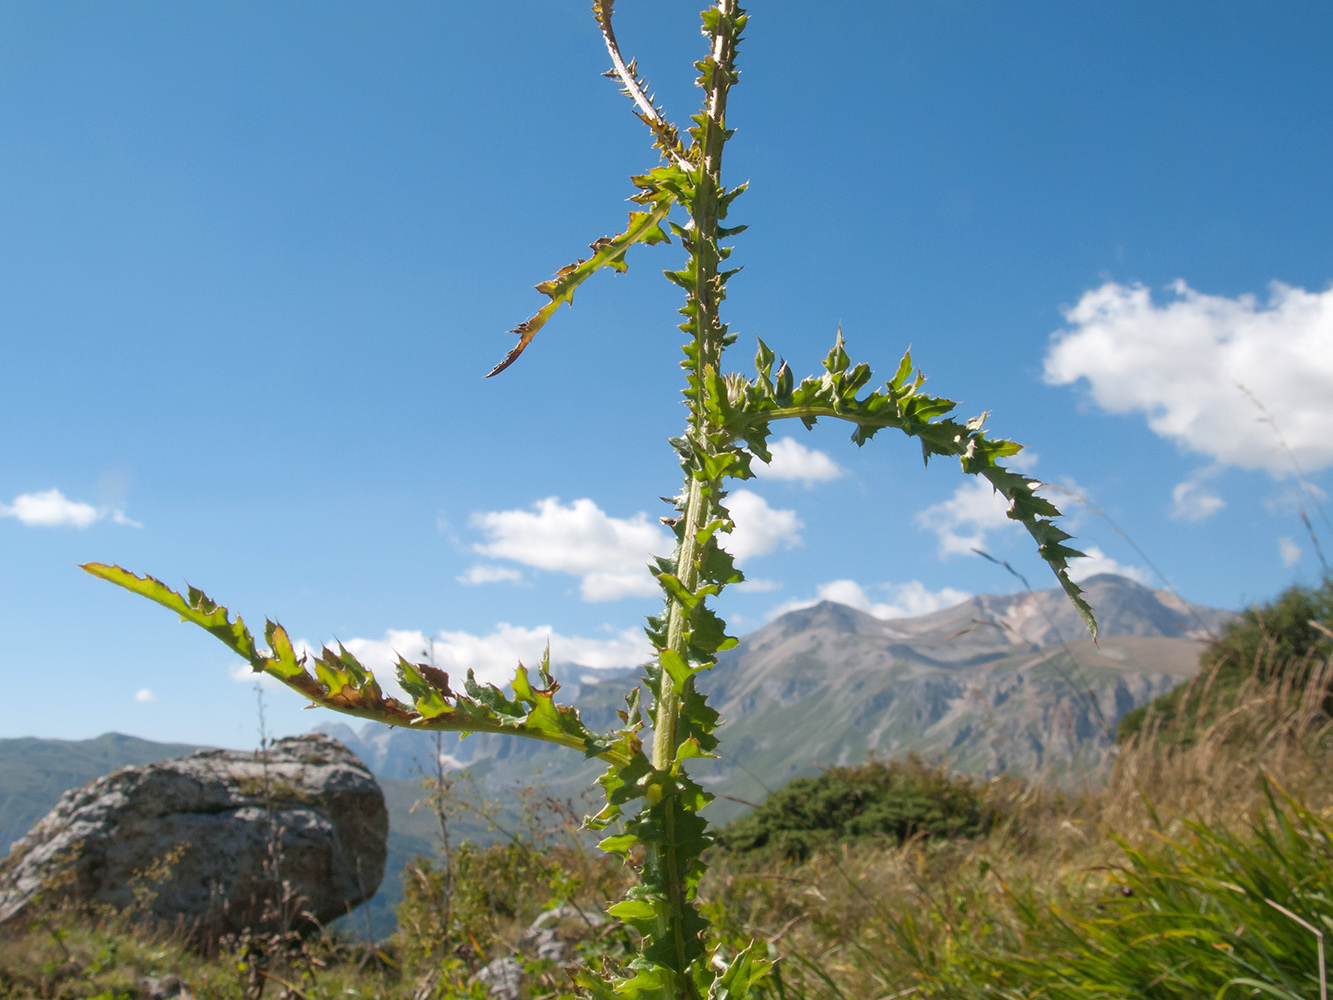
[345,624,650,693]
[721,490,803,563]
[468,493,802,601]
[1044,280,1333,475]
[752,438,844,486]
[0,488,140,529]
[1279,537,1302,568]
[734,577,782,593]
[1066,546,1152,585]
[915,478,1015,557]
[771,579,971,621]
[1263,482,1328,518]
[134,688,155,703]
[229,623,650,698]
[457,564,524,586]
[1171,468,1227,522]
[472,497,669,601]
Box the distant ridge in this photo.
[689,574,1230,814]
[317,573,1230,817]
[0,733,204,856]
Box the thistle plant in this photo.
[84,3,1095,998]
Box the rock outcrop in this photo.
[0,733,387,939]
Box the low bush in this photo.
[713,756,995,861]
[1118,576,1333,745]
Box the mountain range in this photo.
[317,573,1230,819]
[1,573,1230,934]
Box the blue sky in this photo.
[1,1,1330,749]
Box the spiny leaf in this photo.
[708,942,772,1000]
[263,622,308,680]
[715,328,1099,638]
[83,563,260,663]
[81,563,640,754]
[488,197,675,378]
[655,572,718,612]
[396,657,450,720]
[660,648,695,694]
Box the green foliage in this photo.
[1204,577,1333,674]
[0,906,407,1000]
[399,841,632,968]
[919,784,1333,1000]
[1118,577,1333,745]
[714,758,994,861]
[81,2,1092,997]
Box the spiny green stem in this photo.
[655,475,705,770]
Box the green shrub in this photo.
[1118,577,1333,745]
[714,757,994,861]
[1204,577,1333,673]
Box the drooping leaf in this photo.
[712,330,1099,639]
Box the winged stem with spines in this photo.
[84,3,1094,999]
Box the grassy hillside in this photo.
[1117,577,1333,746]
[0,733,205,854]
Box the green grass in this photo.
[701,643,1333,1000]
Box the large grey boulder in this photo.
[0,732,387,939]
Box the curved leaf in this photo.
[80,563,630,762]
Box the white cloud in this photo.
[721,490,803,564]
[1066,546,1152,585]
[228,623,650,698]
[733,577,782,593]
[915,477,1015,558]
[1008,448,1040,473]
[457,564,524,586]
[343,624,651,693]
[878,580,973,617]
[1279,536,1302,567]
[752,437,844,486]
[0,488,139,528]
[1044,280,1333,475]
[229,661,286,688]
[134,687,155,703]
[1171,468,1226,522]
[472,497,669,601]
[771,579,971,621]
[469,492,802,602]
[1263,482,1328,518]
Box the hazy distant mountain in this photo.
[320,574,1231,820]
[0,733,203,856]
[689,574,1228,817]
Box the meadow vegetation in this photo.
[5,579,1333,999]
